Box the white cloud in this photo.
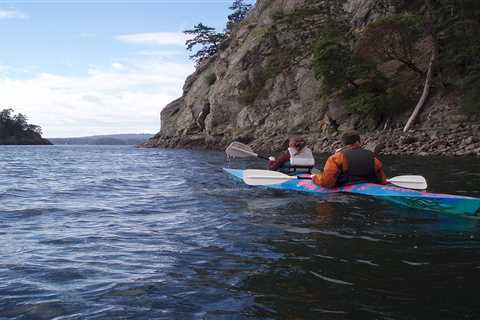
[0,59,194,137]
[112,62,124,70]
[0,9,27,19]
[115,32,190,46]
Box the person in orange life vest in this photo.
[312,130,387,188]
[268,136,315,172]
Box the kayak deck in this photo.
[223,168,480,215]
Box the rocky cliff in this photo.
[142,0,480,156]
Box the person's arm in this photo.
[268,152,290,171]
[374,157,387,184]
[312,153,344,188]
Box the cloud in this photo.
[111,62,124,70]
[115,32,190,46]
[0,9,27,19]
[0,59,194,137]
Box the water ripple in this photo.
[0,146,479,319]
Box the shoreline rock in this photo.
[0,134,52,145]
[141,125,480,157]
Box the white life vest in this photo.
[288,147,315,167]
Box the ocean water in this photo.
[0,145,479,319]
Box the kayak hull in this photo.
[223,168,480,216]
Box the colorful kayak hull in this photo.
[223,168,480,216]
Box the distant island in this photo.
[49,134,153,145]
[0,108,51,145]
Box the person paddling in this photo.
[312,130,387,188]
[268,136,315,173]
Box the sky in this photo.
[0,0,255,138]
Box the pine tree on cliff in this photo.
[184,23,227,64]
[184,1,252,64]
[226,0,252,34]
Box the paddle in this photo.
[225,141,269,160]
[243,169,428,190]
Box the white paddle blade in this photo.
[387,175,427,190]
[244,169,296,186]
[225,142,258,158]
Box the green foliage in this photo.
[205,73,217,85]
[384,87,415,116]
[311,16,415,119]
[226,0,252,34]
[461,86,480,113]
[313,19,375,94]
[461,68,480,113]
[184,23,227,64]
[345,90,384,116]
[344,85,413,118]
[433,0,480,77]
[184,1,252,64]
[314,18,353,46]
[0,108,43,138]
[313,43,354,93]
[430,0,480,112]
[357,14,426,74]
[261,1,350,77]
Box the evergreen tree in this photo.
[184,23,227,64]
[0,108,43,137]
[432,0,480,78]
[313,19,375,94]
[357,14,426,76]
[226,0,252,33]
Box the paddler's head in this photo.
[341,130,361,147]
[288,136,306,152]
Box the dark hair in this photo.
[289,136,306,151]
[341,130,361,145]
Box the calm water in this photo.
[0,145,479,319]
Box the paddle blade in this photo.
[244,169,296,186]
[225,142,258,159]
[387,175,427,190]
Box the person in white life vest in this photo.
[268,136,315,173]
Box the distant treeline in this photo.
[49,134,153,145]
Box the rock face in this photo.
[142,0,480,156]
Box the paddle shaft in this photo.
[271,175,419,184]
[243,169,427,189]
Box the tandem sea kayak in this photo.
[223,168,480,216]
